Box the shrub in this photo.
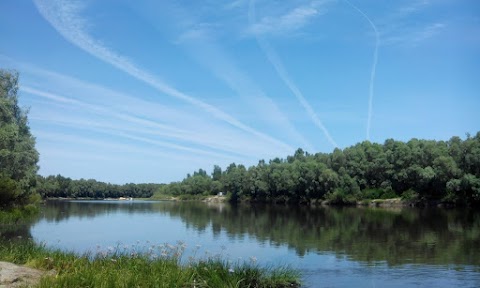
[401,189,419,201]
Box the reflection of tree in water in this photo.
[40,200,161,223]
[163,203,480,266]
[0,220,35,241]
[0,224,32,241]
[41,201,480,266]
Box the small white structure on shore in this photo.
[217,192,224,196]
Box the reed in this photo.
[0,240,300,288]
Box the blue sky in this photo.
[1,0,479,184]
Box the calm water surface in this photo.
[19,201,480,287]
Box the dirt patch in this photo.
[0,261,54,288]
[202,196,227,203]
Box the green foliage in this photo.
[0,176,20,205]
[361,188,397,200]
[325,189,357,205]
[37,175,162,199]
[401,189,419,201]
[0,69,39,207]
[445,174,480,204]
[157,132,480,206]
[0,204,38,224]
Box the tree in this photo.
[223,164,248,202]
[319,169,340,196]
[0,69,39,207]
[212,165,222,181]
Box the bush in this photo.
[0,176,21,207]
[401,189,419,201]
[0,205,38,224]
[360,188,397,200]
[325,189,357,205]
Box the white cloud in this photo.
[249,0,338,147]
[163,2,314,150]
[176,22,217,43]
[33,0,293,153]
[381,22,446,47]
[176,38,315,150]
[247,1,330,36]
[376,0,446,47]
[410,22,446,44]
[224,0,247,11]
[11,60,308,162]
[21,82,285,159]
[394,0,430,20]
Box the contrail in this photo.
[344,0,379,141]
[21,86,264,159]
[174,29,314,151]
[33,0,294,153]
[248,0,338,148]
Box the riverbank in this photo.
[149,193,228,203]
[0,240,300,288]
[45,195,468,209]
[46,195,228,202]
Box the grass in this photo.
[0,240,301,288]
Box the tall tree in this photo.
[0,69,39,207]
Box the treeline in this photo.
[158,133,480,205]
[37,175,162,199]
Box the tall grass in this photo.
[0,240,301,288]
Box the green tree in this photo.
[319,168,340,196]
[212,165,222,181]
[0,69,39,207]
[223,163,248,202]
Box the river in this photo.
[16,200,480,287]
